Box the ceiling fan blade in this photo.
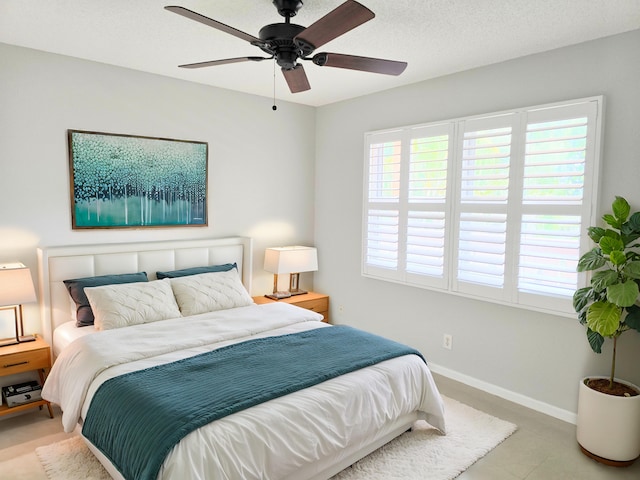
[178,57,269,69]
[294,0,374,52]
[165,6,264,46]
[282,65,311,93]
[312,52,407,75]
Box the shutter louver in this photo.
[409,134,448,202]
[457,212,507,287]
[368,141,401,202]
[406,211,445,276]
[518,215,581,297]
[523,118,587,204]
[366,209,399,269]
[461,127,511,203]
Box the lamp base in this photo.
[0,335,36,347]
[288,289,308,296]
[0,337,19,347]
[265,292,292,300]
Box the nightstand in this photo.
[0,336,54,418]
[253,291,330,323]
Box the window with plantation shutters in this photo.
[363,97,602,317]
[364,124,454,288]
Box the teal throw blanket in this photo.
[82,325,424,480]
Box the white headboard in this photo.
[37,237,252,349]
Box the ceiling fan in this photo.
[165,0,408,94]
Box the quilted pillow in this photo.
[156,263,237,279]
[169,269,253,317]
[64,272,149,327]
[84,279,181,331]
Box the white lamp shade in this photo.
[264,246,318,274]
[0,263,37,307]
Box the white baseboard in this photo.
[428,363,578,425]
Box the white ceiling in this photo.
[2,0,639,107]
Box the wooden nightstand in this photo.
[0,336,53,418]
[253,291,330,323]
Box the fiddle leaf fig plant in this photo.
[573,196,640,390]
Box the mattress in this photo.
[52,321,96,357]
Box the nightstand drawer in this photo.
[1,348,50,375]
[292,297,328,314]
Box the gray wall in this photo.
[0,43,316,336]
[314,29,640,417]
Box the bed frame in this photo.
[37,236,252,351]
[36,236,420,480]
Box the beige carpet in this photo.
[32,396,516,480]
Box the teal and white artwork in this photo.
[68,130,207,228]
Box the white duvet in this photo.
[43,302,446,480]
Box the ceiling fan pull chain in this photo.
[272,59,278,111]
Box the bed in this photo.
[37,237,446,480]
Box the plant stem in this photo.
[610,335,617,390]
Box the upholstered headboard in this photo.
[37,237,252,349]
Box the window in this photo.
[362,97,602,316]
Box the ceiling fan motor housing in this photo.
[258,23,310,69]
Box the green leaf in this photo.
[590,270,619,292]
[609,250,627,266]
[629,212,640,232]
[587,301,622,337]
[573,287,593,312]
[587,227,606,243]
[578,308,587,325]
[623,261,640,280]
[586,328,604,354]
[599,236,624,254]
[612,196,630,223]
[603,229,621,239]
[603,214,622,230]
[577,249,606,272]
[624,305,640,333]
[607,280,639,307]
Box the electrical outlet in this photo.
[443,334,453,350]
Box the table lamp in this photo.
[264,246,318,300]
[0,263,37,347]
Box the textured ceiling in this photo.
[1,0,639,106]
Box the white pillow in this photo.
[85,279,182,330]
[170,269,253,316]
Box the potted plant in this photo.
[573,196,640,466]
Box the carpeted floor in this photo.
[32,396,516,480]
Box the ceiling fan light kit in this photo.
[165,0,407,94]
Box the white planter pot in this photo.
[576,376,640,464]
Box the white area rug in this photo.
[35,396,516,480]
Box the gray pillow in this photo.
[64,272,149,327]
[156,263,237,279]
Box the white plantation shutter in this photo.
[364,124,453,287]
[364,135,402,277]
[362,97,601,316]
[516,101,599,312]
[405,125,453,287]
[453,115,515,299]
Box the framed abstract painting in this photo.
[68,130,208,229]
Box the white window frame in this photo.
[362,96,603,317]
